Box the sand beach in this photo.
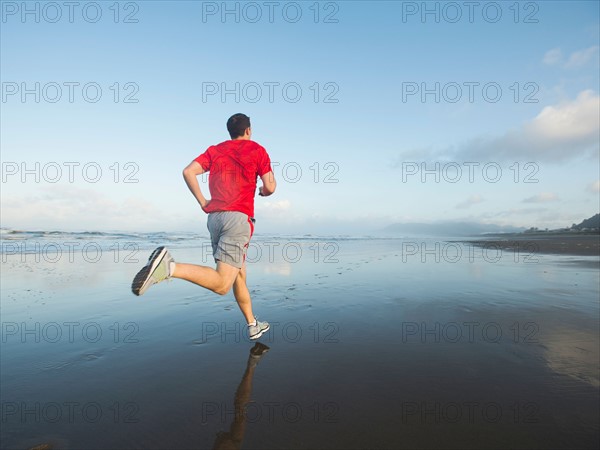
[1,233,598,449]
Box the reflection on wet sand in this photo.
[543,327,600,388]
[1,239,598,449]
[212,343,270,450]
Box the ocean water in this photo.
[1,232,599,449]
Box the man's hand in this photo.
[200,199,211,213]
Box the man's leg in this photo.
[233,264,269,339]
[171,260,240,296]
[232,264,255,324]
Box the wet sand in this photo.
[1,238,598,449]
[463,232,600,256]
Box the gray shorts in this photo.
[207,211,254,269]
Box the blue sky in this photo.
[1,1,599,234]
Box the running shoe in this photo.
[131,246,174,296]
[248,318,270,340]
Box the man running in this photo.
[131,113,276,340]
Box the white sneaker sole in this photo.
[131,247,168,296]
[249,323,270,340]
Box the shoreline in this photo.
[460,233,600,257]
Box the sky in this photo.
[1,0,599,235]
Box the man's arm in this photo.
[182,160,209,210]
[258,171,276,197]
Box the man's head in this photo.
[227,113,251,140]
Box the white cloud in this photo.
[253,199,297,230]
[522,192,560,203]
[527,90,599,142]
[256,199,291,213]
[565,46,600,68]
[400,90,600,163]
[1,185,180,231]
[456,195,484,209]
[587,180,600,193]
[543,48,563,65]
[478,208,583,229]
[542,46,599,68]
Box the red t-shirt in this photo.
[194,140,272,217]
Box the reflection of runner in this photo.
[131,114,276,339]
[213,343,270,450]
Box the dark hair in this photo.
[227,113,251,139]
